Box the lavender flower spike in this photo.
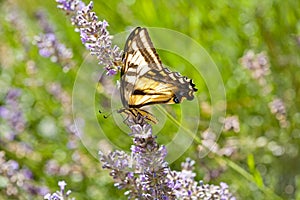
[34,11,74,72]
[100,123,236,199]
[57,1,123,75]
[77,2,123,75]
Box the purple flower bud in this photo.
[39,48,52,58]
[0,106,9,119]
[6,89,21,101]
[21,168,33,179]
[127,172,134,179]
[106,68,117,76]
[102,20,108,29]
[58,180,67,191]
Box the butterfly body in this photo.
[119,27,197,124]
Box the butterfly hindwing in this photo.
[120,27,197,123]
[128,67,196,108]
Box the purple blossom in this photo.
[221,115,240,133]
[0,106,9,118]
[0,88,26,140]
[6,89,21,101]
[198,129,238,157]
[80,30,88,43]
[240,50,270,86]
[44,180,74,200]
[7,160,19,174]
[39,47,53,58]
[0,151,49,197]
[57,0,123,75]
[34,11,74,72]
[57,0,73,11]
[106,68,117,76]
[21,168,33,179]
[56,0,85,13]
[167,161,236,199]
[130,123,153,138]
[99,123,173,198]
[58,181,67,192]
[34,32,74,71]
[100,124,236,199]
[269,98,288,127]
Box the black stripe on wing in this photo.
[142,67,198,99]
[123,27,162,71]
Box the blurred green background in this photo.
[0,0,300,199]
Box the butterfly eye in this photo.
[173,96,180,103]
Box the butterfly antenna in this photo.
[99,109,118,119]
[103,112,113,119]
[98,110,111,119]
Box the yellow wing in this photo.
[120,27,197,123]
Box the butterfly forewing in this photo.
[121,27,164,107]
[122,28,162,75]
[120,27,197,123]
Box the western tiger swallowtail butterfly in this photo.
[118,27,197,124]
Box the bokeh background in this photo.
[0,0,300,199]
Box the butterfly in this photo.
[118,27,197,124]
